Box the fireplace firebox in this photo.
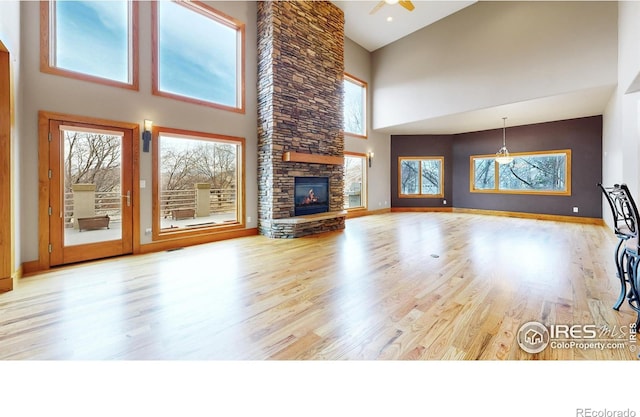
[294,177,329,216]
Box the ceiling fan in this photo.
[370,0,415,15]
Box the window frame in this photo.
[469,149,572,195]
[40,0,139,90]
[398,156,444,199]
[151,126,245,241]
[343,73,367,138]
[152,1,246,113]
[343,152,368,211]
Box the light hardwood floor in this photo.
[1,212,637,360]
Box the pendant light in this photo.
[495,117,513,165]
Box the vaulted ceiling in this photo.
[332,1,476,52]
[334,1,618,135]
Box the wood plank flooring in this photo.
[1,212,638,360]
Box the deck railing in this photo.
[64,188,236,225]
[160,188,236,217]
[64,191,121,227]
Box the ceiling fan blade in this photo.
[399,0,415,12]
[369,1,386,15]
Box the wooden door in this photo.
[47,120,134,265]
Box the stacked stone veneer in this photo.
[257,1,345,238]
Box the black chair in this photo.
[617,185,640,331]
[600,183,640,334]
[599,183,637,310]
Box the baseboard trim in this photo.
[138,227,259,254]
[0,276,12,292]
[22,260,43,277]
[391,207,453,213]
[452,207,604,225]
[346,207,391,219]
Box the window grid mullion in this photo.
[418,160,423,196]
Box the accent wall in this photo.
[391,116,603,219]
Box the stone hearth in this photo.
[257,1,345,238]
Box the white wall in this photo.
[0,0,22,272]
[602,1,640,229]
[619,0,640,198]
[19,1,258,261]
[344,38,391,211]
[371,1,618,130]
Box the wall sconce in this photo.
[142,119,153,153]
[368,151,374,168]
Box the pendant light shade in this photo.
[495,117,513,165]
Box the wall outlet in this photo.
[247,216,252,223]
[573,207,579,213]
[443,199,447,205]
[145,228,152,235]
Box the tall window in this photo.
[41,0,138,89]
[153,127,244,239]
[470,150,571,195]
[399,157,444,198]
[344,153,367,209]
[344,73,367,137]
[153,1,245,112]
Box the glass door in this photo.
[48,120,133,265]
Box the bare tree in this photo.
[500,154,565,190]
[160,141,236,190]
[475,159,494,189]
[344,80,364,135]
[64,131,121,192]
[160,147,198,191]
[191,143,237,190]
[401,160,419,194]
[344,157,363,208]
[160,138,238,213]
[344,157,362,192]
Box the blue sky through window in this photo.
[158,1,238,107]
[55,1,129,83]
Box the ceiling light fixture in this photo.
[385,0,400,4]
[386,16,393,22]
[495,117,513,165]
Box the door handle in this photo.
[122,190,131,207]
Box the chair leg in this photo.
[631,257,640,331]
[631,263,640,360]
[626,255,640,321]
[614,238,627,311]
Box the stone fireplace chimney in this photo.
[257,1,346,238]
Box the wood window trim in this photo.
[151,1,246,114]
[344,72,368,139]
[151,126,246,242]
[40,0,140,91]
[469,149,572,196]
[344,151,368,211]
[398,156,445,199]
